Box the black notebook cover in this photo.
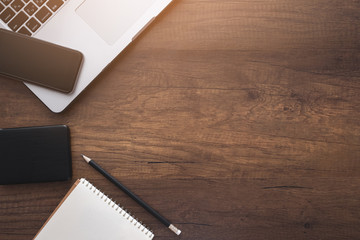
[0,125,72,184]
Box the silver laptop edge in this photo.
[0,0,172,113]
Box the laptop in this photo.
[0,0,172,113]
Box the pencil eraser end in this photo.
[169,224,181,235]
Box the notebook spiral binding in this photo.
[80,178,154,238]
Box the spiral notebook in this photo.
[33,178,154,240]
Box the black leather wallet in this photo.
[0,125,72,184]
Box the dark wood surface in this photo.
[1,0,360,239]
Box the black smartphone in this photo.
[0,29,83,93]
[0,125,72,185]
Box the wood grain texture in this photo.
[1,0,360,239]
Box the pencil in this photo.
[81,154,181,235]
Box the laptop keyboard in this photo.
[0,0,67,36]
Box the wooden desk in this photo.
[1,1,359,239]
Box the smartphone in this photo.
[0,29,83,93]
[0,125,72,185]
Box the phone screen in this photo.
[0,29,83,93]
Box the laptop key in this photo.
[11,0,25,12]
[26,17,40,32]
[18,26,32,36]
[0,7,15,23]
[34,0,46,7]
[8,11,28,31]
[0,0,11,6]
[35,6,51,23]
[0,4,4,12]
[24,2,37,16]
[46,0,63,12]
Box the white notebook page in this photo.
[34,178,154,240]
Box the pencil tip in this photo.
[81,154,91,163]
